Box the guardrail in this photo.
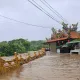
[0,48,46,75]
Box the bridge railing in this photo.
[0,48,46,75]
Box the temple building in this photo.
[46,22,80,53]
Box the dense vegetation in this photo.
[30,40,48,51]
[0,39,48,56]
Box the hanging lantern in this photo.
[58,41,59,43]
[68,40,70,42]
[58,41,60,45]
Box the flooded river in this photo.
[1,52,80,80]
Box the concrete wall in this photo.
[49,42,56,53]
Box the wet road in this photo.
[1,52,80,80]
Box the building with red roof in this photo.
[46,22,80,53]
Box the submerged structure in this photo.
[47,22,80,53]
[0,48,46,75]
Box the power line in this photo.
[0,14,52,29]
[28,0,61,24]
[41,0,69,24]
[43,0,68,23]
[27,0,61,25]
[40,0,64,21]
[30,0,61,24]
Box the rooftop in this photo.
[47,31,80,43]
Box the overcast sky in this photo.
[0,0,80,41]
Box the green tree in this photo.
[0,39,30,56]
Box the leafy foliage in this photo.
[0,39,48,56]
[29,40,48,51]
[0,39,30,56]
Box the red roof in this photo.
[70,31,80,38]
[47,31,80,43]
[47,37,68,43]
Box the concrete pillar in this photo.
[50,42,56,53]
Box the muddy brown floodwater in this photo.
[1,52,80,80]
